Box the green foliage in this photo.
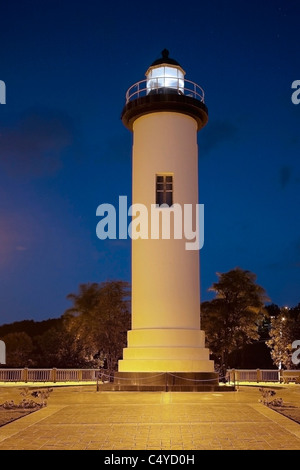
[1,388,53,409]
[267,304,300,369]
[2,332,34,367]
[259,388,283,407]
[63,280,131,371]
[35,326,89,368]
[0,318,62,338]
[0,281,131,370]
[201,267,269,370]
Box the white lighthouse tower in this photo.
[116,50,217,389]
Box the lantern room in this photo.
[145,48,185,94]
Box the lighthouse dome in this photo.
[149,48,182,67]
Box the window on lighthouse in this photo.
[156,174,173,207]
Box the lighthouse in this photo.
[116,50,217,389]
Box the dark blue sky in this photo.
[0,0,300,324]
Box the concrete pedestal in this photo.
[99,372,232,392]
[119,328,215,373]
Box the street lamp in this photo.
[279,311,287,370]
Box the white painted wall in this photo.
[132,112,200,330]
[119,111,214,372]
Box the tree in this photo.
[267,304,300,369]
[201,267,269,371]
[64,281,131,373]
[36,325,89,368]
[3,332,33,367]
[0,318,61,339]
[262,304,281,339]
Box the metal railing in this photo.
[227,369,300,384]
[0,369,23,382]
[0,368,299,384]
[28,369,52,382]
[0,368,100,383]
[125,77,205,104]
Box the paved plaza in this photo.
[0,385,299,450]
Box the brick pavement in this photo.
[0,385,299,450]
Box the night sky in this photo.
[1,0,300,324]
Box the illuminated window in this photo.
[156,174,173,207]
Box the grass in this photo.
[0,386,52,428]
[271,405,300,425]
[0,408,35,427]
[258,384,300,425]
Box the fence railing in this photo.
[0,369,23,382]
[0,368,299,384]
[227,369,300,384]
[0,368,100,383]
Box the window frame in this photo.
[155,173,174,207]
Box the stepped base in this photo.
[119,358,215,372]
[119,329,215,373]
[98,372,236,392]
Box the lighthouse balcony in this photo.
[125,77,205,103]
[121,77,208,132]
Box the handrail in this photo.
[125,77,205,104]
[227,368,300,384]
[0,368,101,383]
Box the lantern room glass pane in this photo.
[147,66,184,94]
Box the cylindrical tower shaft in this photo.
[118,50,215,373]
[132,112,200,331]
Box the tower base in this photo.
[98,372,235,392]
[119,328,215,373]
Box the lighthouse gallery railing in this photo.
[125,77,205,104]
